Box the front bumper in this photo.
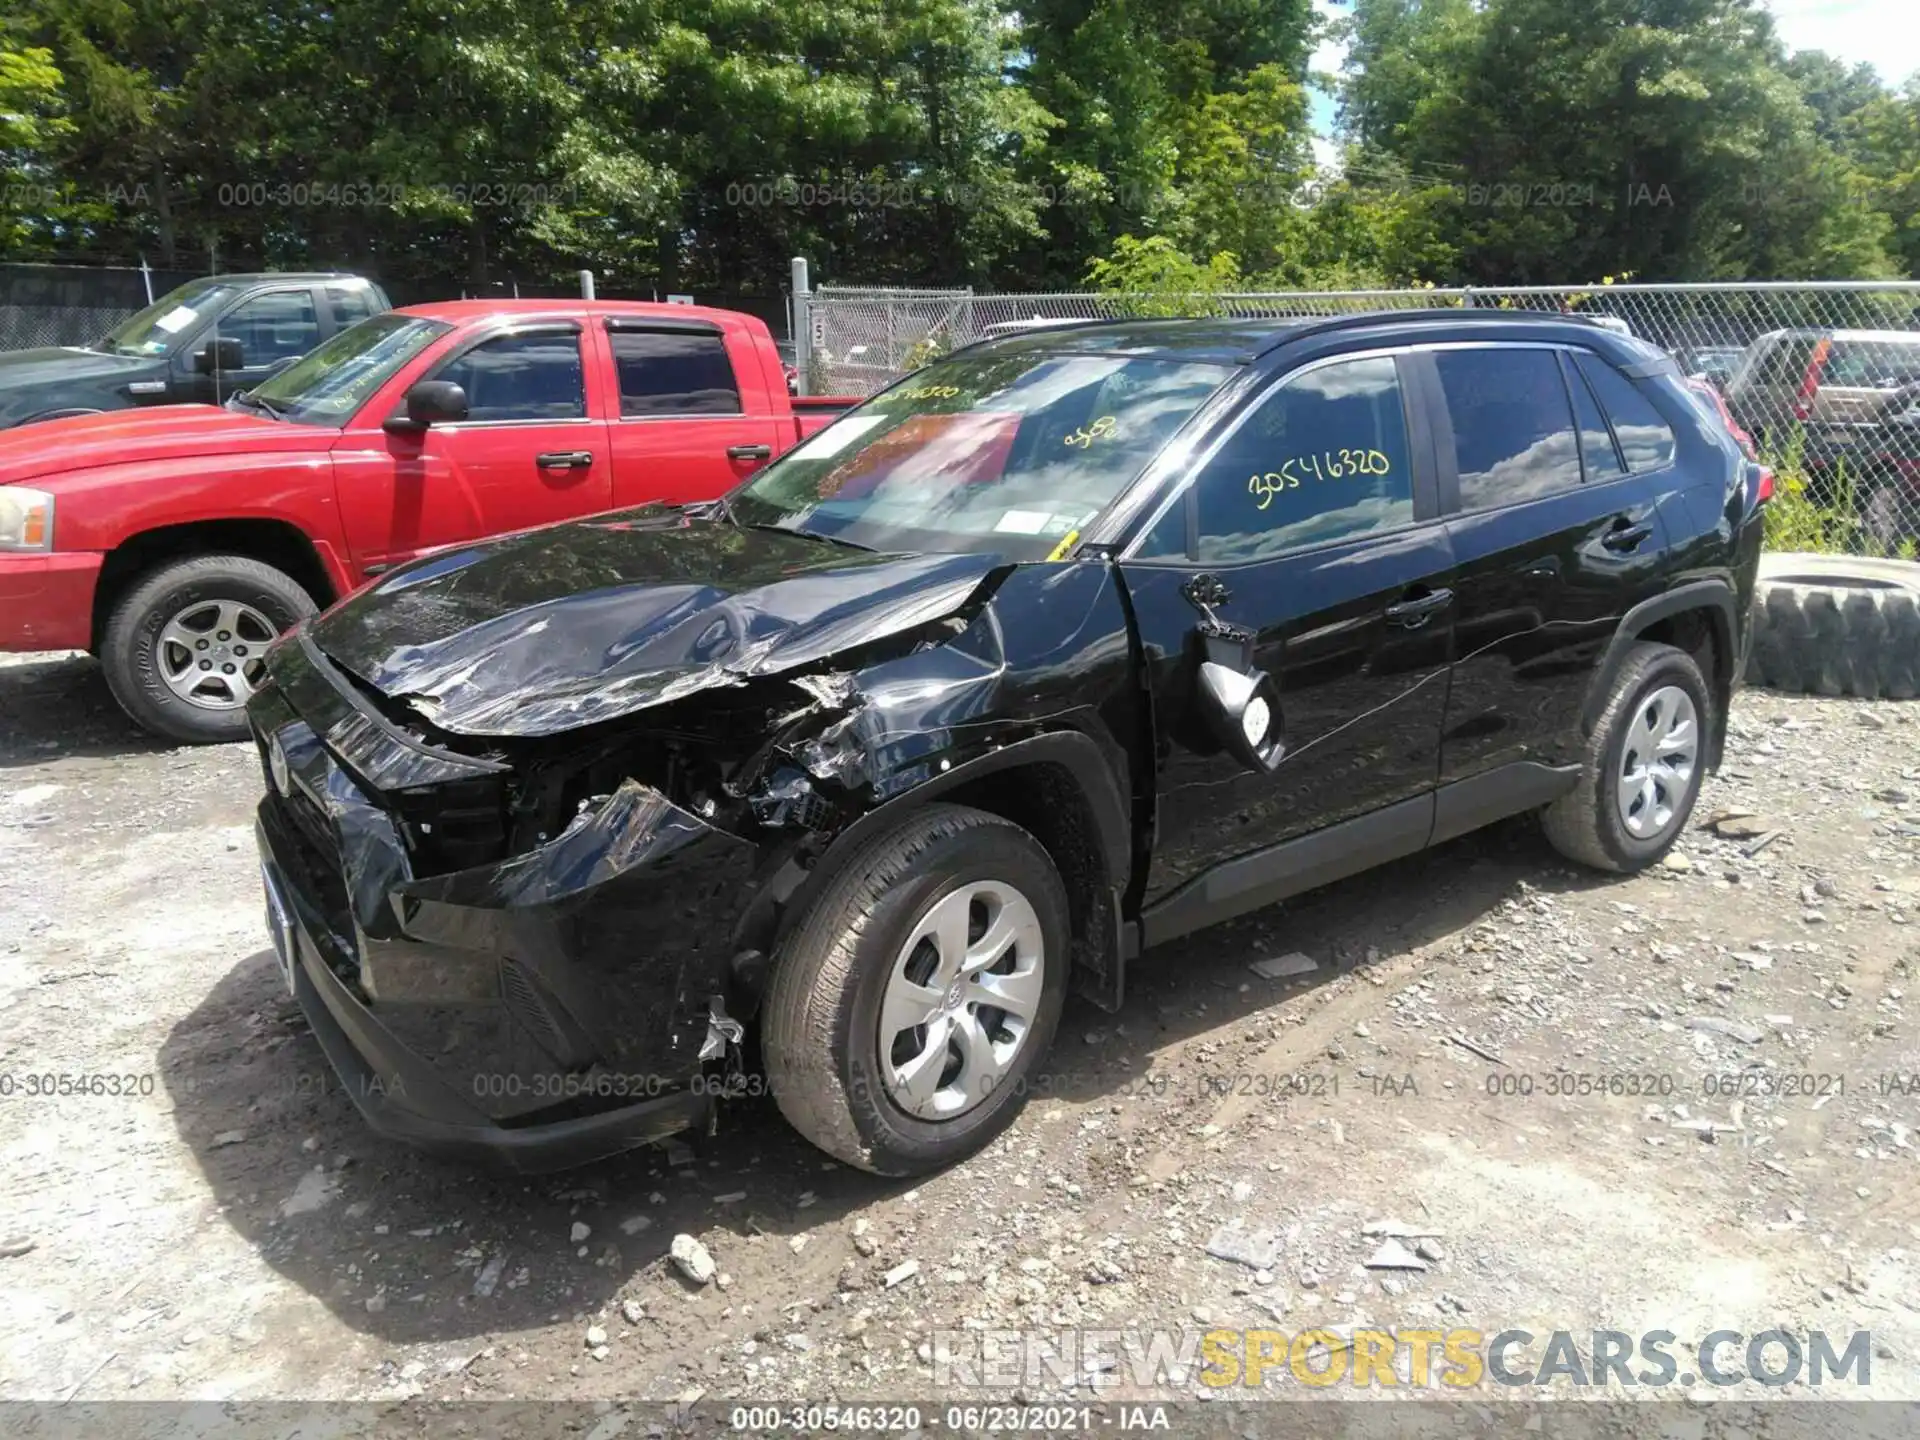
[249,635,758,1172]
[0,551,103,652]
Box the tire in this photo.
[102,554,317,744]
[1745,552,1920,700]
[1543,641,1711,873]
[763,803,1071,1176]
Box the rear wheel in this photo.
[1543,641,1710,873]
[763,804,1070,1176]
[102,554,317,744]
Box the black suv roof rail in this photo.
[1252,305,1603,357]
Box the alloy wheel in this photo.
[157,599,276,710]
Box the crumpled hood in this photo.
[307,507,1007,737]
[0,402,309,481]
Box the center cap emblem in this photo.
[944,980,966,1010]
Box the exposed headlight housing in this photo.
[0,486,54,552]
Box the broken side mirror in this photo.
[1181,571,1284,773]
[1196,628,1286,774]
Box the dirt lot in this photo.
[2,648,1917,1413]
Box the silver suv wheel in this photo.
[1615,684,1697,840]
[877,880,1044,1121]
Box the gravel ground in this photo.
[2,648,1917,1412]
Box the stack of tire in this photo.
[1747,553,1920,699]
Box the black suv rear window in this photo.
[1434,348,1583,509]
[1574,353,1676,471]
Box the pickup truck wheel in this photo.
[763,804,1070,1176]
[103,555,317,744]
[1543,641,1711,873]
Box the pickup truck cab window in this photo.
[611,329,742,415]
[216,288,322,369]
[326,283,383,328]
[1433,347,1584,510]
[729,352,1230,558]
[431,331,587,423]
[245,313,452,425]
[1191,354,1415,561]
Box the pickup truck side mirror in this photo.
[386,380,469,432]
[193,336,246,374]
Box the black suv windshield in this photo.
[243,313,452,426]
[729,352,1233,557]
[97,279,240,357]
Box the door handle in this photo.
[536,450,595,470]
[1602,517,1654,552]
[1384,587,1454,628]
[727,443,773,461]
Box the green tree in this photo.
[1009,0,1315,285]
[0,41,75,253]
[1338,0,1897,282]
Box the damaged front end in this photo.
[246,531,1036,1170]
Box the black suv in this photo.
[248,311,1766,1176]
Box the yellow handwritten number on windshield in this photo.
[1064,415,1118,449]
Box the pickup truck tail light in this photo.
[1792,337,1833,422]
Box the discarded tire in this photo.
[1746,552,1920,700]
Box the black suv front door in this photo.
[1118,349,1457,942]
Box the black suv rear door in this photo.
[1420,342,1684,830]
[1117,348,1456,938]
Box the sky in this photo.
[1304,0,1919,169]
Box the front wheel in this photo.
[762,804,1071,1176]
[102,554,317,744]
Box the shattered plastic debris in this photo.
[698,997,745,1063]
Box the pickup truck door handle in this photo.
[536,450,595,470]
[727,443,773,461]
[1601,517,1655,552]
[1384,587,1454,628]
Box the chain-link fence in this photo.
[803,280,1920,554]
[0,263,202,350]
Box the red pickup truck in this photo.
[0,300,852,742]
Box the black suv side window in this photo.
[1573,352,1676,470]
[1434,348,1583,510]
[1566,353,1624,479]
[435,331,586,422]
[610,330,741,416]
[1190,355,1414,562]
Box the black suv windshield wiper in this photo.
[742,521,875,553]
